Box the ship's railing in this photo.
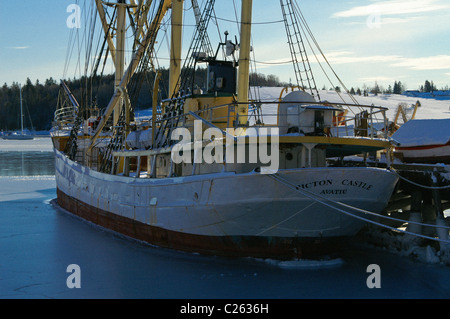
[105,100,391,178]
[133,100,391,151]
[53,105,76,127]
[172,100,390,140]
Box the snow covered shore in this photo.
[0,136,53,152]
[133,88,450,124]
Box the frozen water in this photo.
[262,258,345,270]
[0,136,53,152]
[1,119,450,300]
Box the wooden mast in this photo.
[169,0,184,97]
[88,0,172,153]
[114,0,127,126]
[237,0,252,127]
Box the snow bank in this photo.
[136,87,450,125]
[362,225,450,265]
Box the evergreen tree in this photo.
[0,70,288,131]
[431,81,436,92]
[424,80,432,93]
[386,85,392,94]
[371,81,381,95]
[393,81,404,94]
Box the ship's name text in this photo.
[297,179,373,191]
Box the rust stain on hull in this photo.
[56,188,348,259]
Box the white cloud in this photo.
[358,76,400,84]
[377,16,423,25]
[341,15,422,26]
[320,51,450,71]
[8,46,30,50]
[332,0,450,18]
[319,51,402,65]
[391,55,450,70]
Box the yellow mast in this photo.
[169,0,184,97]
[114,0,127,126]
[237,0,252,127]
[95,0,116,62]
[88,0,172,153]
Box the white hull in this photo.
[51,0,402,259]
[54,149,398,257]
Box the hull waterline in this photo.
[54,149,399,259]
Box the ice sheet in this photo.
[0,137,53,152]
[0,176,56,202]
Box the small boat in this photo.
[2,85,34,140]
[393,119,450,164]
[2,131,34,140]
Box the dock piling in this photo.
[406,190,423,236]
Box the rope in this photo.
[266,173,450,245]
[389,168,450,190]
[269,173,450,230]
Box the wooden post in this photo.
[431,172,445,220]
[431,172,448,256]
[407,190,422,235]
[124,156,130,177]
[147,156,152,178]
[137,156,142,178]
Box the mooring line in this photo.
[267,173,450,245]
[269,173,450,230]
[389,168,450,190]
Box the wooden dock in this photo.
[388,163,449,220]
[362,162,449,264]
[329,158,450,263]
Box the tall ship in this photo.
[51,0,399,259]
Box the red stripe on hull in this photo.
[56,188,348,260]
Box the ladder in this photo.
[280,0,320,100]
[100,107,127,174]
[191,0,215,59]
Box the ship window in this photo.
[314,110,325,134]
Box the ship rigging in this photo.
[51,0,400,259]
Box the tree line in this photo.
[340,80,448,97]
[0,78,59,132]
[332,81,407,96]
[0,69,286,131]
[3,72,442,132]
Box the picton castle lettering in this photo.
[296,179,374,195]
